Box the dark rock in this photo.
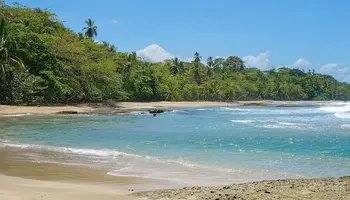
[148,109,166,114]
[241,102,269,107]
[56,111,78,114]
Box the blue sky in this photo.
[7,0,350,82]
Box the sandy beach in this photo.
[1,101,350,200]
[0,174,140,200]
[0,100,341,115]
[0,148,147,200]
[1,147,349,200]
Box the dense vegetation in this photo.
[1,2,350,105]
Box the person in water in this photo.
[153,113,157,117]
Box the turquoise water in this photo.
[1,103,350,187]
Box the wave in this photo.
[0,140,139,158]
[0,113,31,117]
[318,104,350,113]
[317,103,350,119]
[230,119,310,129]
[230,120,256,124]
[221,107,252,112]
[341,124,350,130]
[335,112,350,119]
[196,108,212,111]
[221,107,324,115]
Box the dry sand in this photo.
[0,105,93,115]
[0,174,141,200]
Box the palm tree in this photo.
[206,56,214,78]
[77,32,85,40]
[82,18,97,40]
[193,52,201,63]
[102,41,117,52]
[170,57,180,75]
[0,18,24,80]
[192,52,202,84]
[207,56,213,68]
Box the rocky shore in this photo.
[134,177,350,200]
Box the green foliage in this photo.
[1,2,350,105]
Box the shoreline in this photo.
[1,101,350,199]
[0,100,343,115]
[0,146,349,199]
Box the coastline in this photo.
[1,101,350,199]
[0,100,342,115]
[1,147,349,200]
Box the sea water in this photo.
[1,102,350,187]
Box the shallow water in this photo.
[1,102,350,187]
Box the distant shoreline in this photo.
[0,100,343,115]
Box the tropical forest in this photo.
[1,2,350,105]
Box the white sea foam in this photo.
[341,124,350,130]
[0,113,30,117]
[221,107,252,112]
[335,112,350,119]
[221,107,323,115]
[318,104,350,113]
[318,103,350,119]
[196,108,212,111]
[0,140,139,158]
[230,120,256,124]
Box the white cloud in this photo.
[320,63,350,82]
[292,58,311,67]
[242,51,270,70]
[136,44,174,62]
[106,19,119,24]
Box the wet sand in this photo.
[1,146,350,200]
[0,147,149,200]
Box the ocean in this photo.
[1,102,350,188]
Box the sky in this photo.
[7,0,350,82]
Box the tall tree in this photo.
[0,18,24,80]
[225,56,245,71]
[192,52,202,84]
[170,57,181,75]
[207,56,213,68]
[206,56,214,78]
[82,18,97,40]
